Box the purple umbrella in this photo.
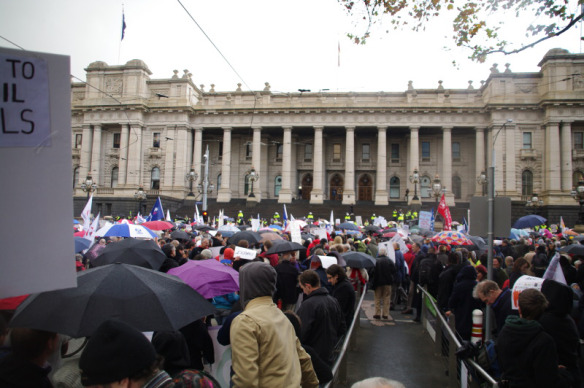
[168,259,239,299]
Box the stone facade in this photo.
[71,49,584,220]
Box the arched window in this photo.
[452,176,462,199]
[275,175,282,196]
[151,167,160,189]
[573,170,584,188]
[73,167,79,189]
[420,176,431,198]
[389,176,400,199]
[111,167,119,188]
[522,170,533,198]
[217,174,222,191]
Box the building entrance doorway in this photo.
[300,174,313,200]
[358,174,373,201]
[330,174,344,201]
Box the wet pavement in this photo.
[341,291,451,388]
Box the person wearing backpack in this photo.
[418,246,443,298]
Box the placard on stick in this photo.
[0,47,75,298]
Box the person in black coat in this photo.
[179,318,215,370]
[371,248,397,320]
[446,265,482,341]
[297,270,346,365]
[326,264,356,329]
[273,252,301,311]
[437,251,464,313]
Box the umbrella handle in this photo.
[62,338,89,358]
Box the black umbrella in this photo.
[266,240,307,254]
[170,230,191,241]
[467,235,488,253]
[194,225,216,232]
[560,244,584,256]
[227,231,262,245]
[364,225,381,233]
[341,251,376,269]
[9,263,215,338]
[92,238,166,270]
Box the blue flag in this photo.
[121,12,127,41]
[148,197,164,221]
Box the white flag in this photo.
[195,204,200,224]
[166,209,171,222]
[85,213,100,242]
[543,252,567,285]
[81,195,93,232]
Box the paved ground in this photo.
[340,291,451,388]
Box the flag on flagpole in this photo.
[462,217,469,234]
[194,204,200,224]
[136,213,146,224]
[166,209,171,222]
[121,11,127,41]
[85,213,100,242]
[283,204,288,228]
[560,216,566,238]
[148,197,164,221]
[330,210,334,227]
[437,194,453,231]
[81,195,93,232]
[543,252,567,285]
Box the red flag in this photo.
[437,194,452,231]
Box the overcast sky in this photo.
[1,0,582,93]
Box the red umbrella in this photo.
[141,220,174,231]
[74,230,86,237]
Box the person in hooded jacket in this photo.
[446,265,483,341]
[437,251,465,313]
[496,288,562,388]
[540,280,581,388]
[326,264,356,329]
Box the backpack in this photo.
[418,258,433,285]
[477,340,501,380]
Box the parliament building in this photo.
[71,48,584,224]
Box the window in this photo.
[275,176,282,196]
[218,142,223,160]
[113,133,121,149]
[420,176,431,198]
[362,144,370,161]
[151,167,160,189]
[521,170,533,197]
[153,133,160,148]
[111,167,119,188]
[245,143,252,159]
[391,144,399,162]
[389,176,400,198]
[276,144,283,160]
[422,141,430,160]
[452,142,460,160]
[304,144,313,161]
[452,176,462,199]
[522,132,532,149]
[333,143,341,161]
[106,203,112,216]
[217,174,222,191]
[75,134,82,149]
[574,132,584,150]
[73,167,79,189]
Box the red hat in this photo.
[223,248,234,260]
[476,264,487,275]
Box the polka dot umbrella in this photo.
[431,230,473,246]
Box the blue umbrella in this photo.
[338,222,359,231]
[73,219,80,224]
[512,215,547,229]
[74,237,91,253]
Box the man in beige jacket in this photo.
[230,261,319,387]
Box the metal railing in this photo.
[417,285,498,388]
[325,287,368,387]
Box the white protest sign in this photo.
[511,275,544,310]
[318,256,337,269]
[378,241,395,263]
[251,218,260,232]
[289,220,302,244]
[390,233,409,255]
[355,216,363,226]
[314,228,328,240]
[234,246,257,260]
[419,211,433,230]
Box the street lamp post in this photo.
[80,174,97,200]
[134,186,147,215]
[477,171,487,196]
[525,193,543,215]
[247,167,259,198]
[571,179,584,227]
[409,168,420,201]
[431,175,443,229]
[197,146,214,213]
[185,166,198,197]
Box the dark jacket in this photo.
[297,287,346,364]
[372,256,396,288]
[0,354,53,388]
[179,319,215,370]
[496,315,560,388]
[437,263,465,312]
[274,260,301,305]
[490,287,518,337]
[394,250,407,285]
[448,265,482,341]
[331,278,356,329]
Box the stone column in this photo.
[163,126,176,189]
[278,126,293,203]
[217,127,232,202]
[504,123,517,196]
[252,126,262,201]
[475,127,486,195]
[545,121,561,195]
[408,126,420,201]
[173,126,188,189]
[561,121,573,192]
[342,126,356,205]
[193,127,203,185]
[375,126,389,205]
[90,125,102,184]
[442,127,454,205]
[310,126,324,204]
[126,125,142,187]
[118,124,129,186]
[79,124,93,185]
